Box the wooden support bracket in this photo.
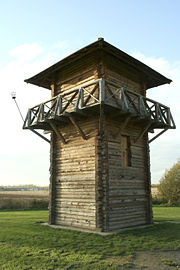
[135,123,152,143]
[69,116,87,140]
[148,128,168,143]
[121,115,132,131]
[28,128,50,143]
[49,122,66,144]
[115,115,131,137]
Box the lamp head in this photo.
[11,92,16,99]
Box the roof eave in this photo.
[24,39,172,90]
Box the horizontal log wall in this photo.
[105,68,143,95]
[51,118,99,230]
[55,55,98,95]
[105,118,151,230]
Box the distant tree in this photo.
[158,161,180,205]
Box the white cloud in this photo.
[133,52,180,183]
[8,43,43,62]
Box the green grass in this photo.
[153,206,180,222]
[0,207,179,269]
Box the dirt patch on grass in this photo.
[106,251,180,269]
[134,251,180,269]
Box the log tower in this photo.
[24,38,175,232]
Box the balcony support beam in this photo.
[49,122,66,144]
[149,128,168,143]
[121,115,132,131]
[69,116,87,140]
[135,123,152,143]
[28,128,50,143]
[115,115,132,138]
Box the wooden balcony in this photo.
[23,79,175,142]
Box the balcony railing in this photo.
[23,79,175,133]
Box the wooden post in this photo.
[54,96,62,116]
[49,132,56,224]
[99,79,105,103]
[121,87,129,111]
[50,83,56,98]
[144,133,153,224]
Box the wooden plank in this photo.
[61,92,77,113]
[106,83,122,107]
[83,84,99,105]
[54,96,62,115]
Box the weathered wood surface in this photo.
[105,68,143,95]
[103,118,152,230]
[49,114,153,231]
[50,119,98,230]
[47,72,154,231]
[55,55,96,95]
[23,78,175,135]
[46,55,161,232]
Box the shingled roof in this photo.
[25,38,172,90]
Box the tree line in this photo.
[154,161,180,206]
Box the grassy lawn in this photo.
[153,206,180,222]
[0,207,179,269]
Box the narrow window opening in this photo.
[121,135,131,167]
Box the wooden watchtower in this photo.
[24,38,175,232]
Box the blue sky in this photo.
[0,0,180,63]
[0,0,180,185]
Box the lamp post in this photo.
[11,92,50,143]
[11,92,24,122]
